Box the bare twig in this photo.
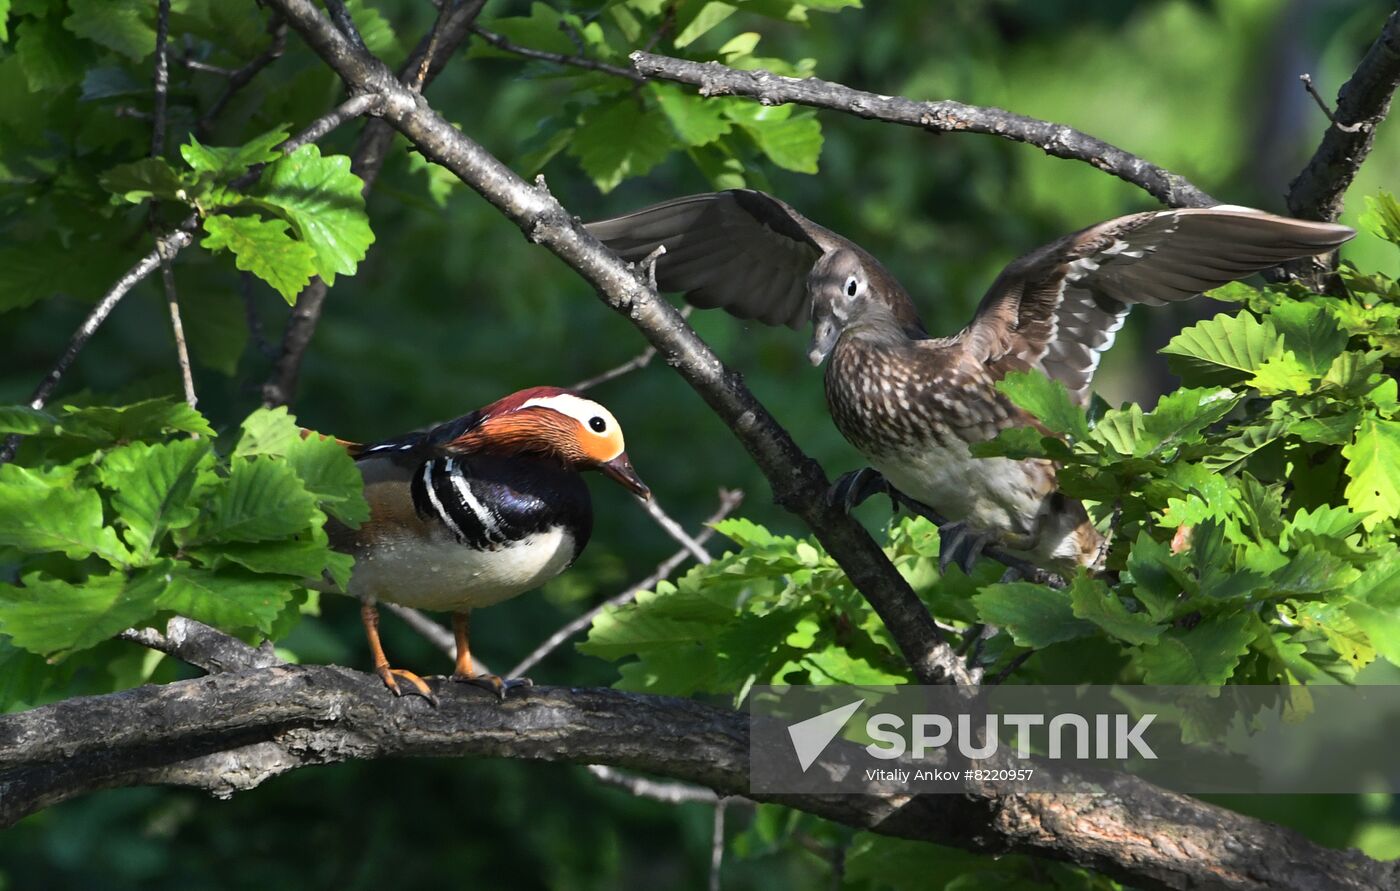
[585,765,721,805]
[571,347,658,391]
[281,93,381,153]
[261,0,487,409]
[118,617,281,674]
[182,58,239,77]
[322,0,365,50]
[152,0,172,157]
[413,0,455,92]
[159,252,198,409]
[1299,74,1363,133]
[628,52,1216,208]
[988,649,1036,686]
[640,495,715,564]
[471,25,646,83]
[199,18,288,138]
[0,222,198,465]
[710,798,726,891]
[508,489,743,678]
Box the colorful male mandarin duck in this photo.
[327,387,648,700]
[587,190,1353,573]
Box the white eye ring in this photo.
[844,275,861,298]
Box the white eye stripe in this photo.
[520,394,620,433]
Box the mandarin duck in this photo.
[326,387,648,700]
[586,190,1353,573]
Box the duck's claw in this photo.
[937,521,993,576]
[454,672,533,701]
[377,666,439,707]
[828,467,891,513]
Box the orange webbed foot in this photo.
[377,665,439,706]
[452,672,533,701]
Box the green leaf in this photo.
[98,440,215,560]
[1267,301,1348,374]
[1133,612,1253,686]
[1283,504,1363,549]
[1249,351,1315,395]
[570,98,674,193]
[994,370,1089,439]
[181,126,289,178]
[63,0,154,60]
[652,83,732,146]
[1091,404,1146,456]
[1343,415,1400,529]
[971,582,1095,648]
[673,1,736,48]
[286,432,369,527]
[0,0,10,43]
[246,145,373,286]
[0,465,128,565]
[1140,386,1241,453]
[0,406,55,435]
[16,16,88,91]
[196,539,352,589]
[201,214,317,303]
[154,564,299,635]
[196,457,319,544]
[1069,573,1163,645]
[1161,312,1283,386]
[1124,533,1188,621]
[969,426,1057,460]
[57,397,215,443]
[1359,191,1400,247]
[234,406,304,458]
[100,157,187,205]
[714,517,778,549]
[0,570,161,656]
[728,104,823,173]
[1344,552,1400,666]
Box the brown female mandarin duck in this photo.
[327,387,648,700]
[586,190,1353,573]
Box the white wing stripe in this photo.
[422,459,466,541]
[444,458,504,542]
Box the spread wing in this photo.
[585,190,848,328]
[964,206,1355,405]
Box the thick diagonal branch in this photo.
[628,52,1216,209]
[0,668,1394,891]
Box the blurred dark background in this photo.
[2,0,1397,887]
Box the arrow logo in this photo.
[787,699,864,772]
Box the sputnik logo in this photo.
[786,699,864,771]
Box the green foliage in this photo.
[0,400,364,673]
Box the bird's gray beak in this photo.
[601,452,651,500]
[808,316,838,366]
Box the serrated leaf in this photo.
[1343,415,1400,529]
[181,126,289,178]
[195,539,352,589]
[1343,552,1400,666]
[1359,191,1400,247]
[730,106,823,173]
[245,145,373,285]
[1124,533,1189,621]
[0,465,128,565]
[286,432,369,527]
[1161,312,1283,386]
[196,457,319,544]
[1249,351,1314,395]
[154,563,298,634]
[100,157,187,204]
[1267,301,1348,374]
[580,606,723,660]
[98,439,215,560]
[1205,420,1287,471]
[1069,573,1163,645]
[202,214,317,303]
[16,17,88,91]
[0,406,55,435]
[994,370,1089,439]
[63,0,154,60]
[971,582,1094,648]
[1141,386,1241,453]
[570,98,674,193]
[652,83,732,146]
[673,1,736,48]
[1091,404,1146,456]
[1283,504,1364,548]
[714,517,777,549]
[0,571,161,656]
[1133,612,1252,686]
[56,397,215,442]
[235,406,304,457]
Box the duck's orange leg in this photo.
[451,609,532,700]
[361,601,437,705]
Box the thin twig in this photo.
[571,303,689,391]
[988,649,1035,686]
[117,617,281,674]
[413,0,455,92]
[198,18,288,138]
[509,489,743,678]
[710,798,726,891]
[0,222,198,466]
[159,251,198,409]
[584,764,721,805]
[281,93,381,153]
[152,0,172,157]
[182,58,239,77]
[323,0,366,50]
[640,495,715,565]
[471,25,645,83]
[1299,74,1363,133]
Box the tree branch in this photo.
[1287,10,1400,223]
[261,0,487,409]
[470,25,645,83]
[1,666,1394,891]
[627,52,1216,209]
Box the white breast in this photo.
[873,437,1048,538]
[346,525,578,612]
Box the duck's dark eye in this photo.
[845,278,859,297]
[589,416,607,433]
